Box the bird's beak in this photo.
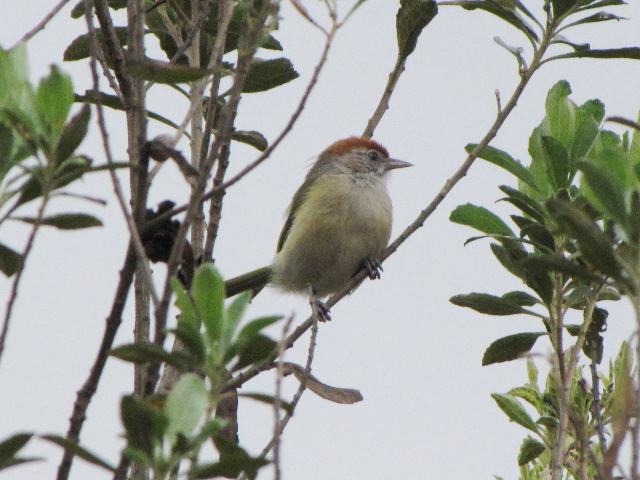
[385,158,413,171]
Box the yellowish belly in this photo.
[272,174,392,296]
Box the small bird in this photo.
[225,136,412,313]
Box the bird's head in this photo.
[322,137,412,177]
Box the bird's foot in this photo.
[362,256,383,280]
[313,299,331,322]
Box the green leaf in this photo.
[40,434,115,472]
[482,332,547,365]
[461,1,538,42]
[238,392,293,415]
[545,80,576,150]
[577,160,628,229]
[581,98,605,123]
[35,65,74,140]
[192,443,268,480]
[501,291,539,306]
[233,334,277,371]
[171,278,198,327]
[491,393,538,432]
[236,315,281,342]
[193,263,225,342]
[450,203,514,236]
[498,186,545,223]
[546,198,621,278]
[70,0,127,18]
[231,130,268,152]
[76,91,182,131]
[63,28,129,62]
[127,58,211,84]
[165,374,208,439]
[571,109,599,161]
[15,213,102,230]
[0,433,32,470]
[172,319,205,362]
[519,254,600,281]
[0,242,23,277]
[561,11,625,30]
[222,291,252,350]
[466,144,538,191]
[450,293,527,316]
[243,58,299,93]
[110,343,195,371]
[55,103,90,163]
[541,135,571,189]
[553,0,578,17]
[576,0,626,12]
[518,437,545,465]
[555,47,640,61]
[120,395,167,456]
[508,385,541,409]
[396,0,438,61]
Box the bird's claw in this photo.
[313,299,331,322]
[362,256,383,280]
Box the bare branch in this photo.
[11,0,73,49]
[362,56,406,138]
[0,194,50,367]
[56,245,136,480]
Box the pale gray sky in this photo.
[1,1,640,479]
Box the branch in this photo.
[11,0,73,48]
[362,56,406,138]
[56,244,136,480]
[145,1,274,396]
[0,193,50,367]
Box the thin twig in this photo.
[11,0,73,48]
[146,0,272,396]
[148,20,338,233]
[362,56,406,138]
[225,23,555,393]
[85,0,160,308]
[590,345,607,450]
[273,314,295,480]
[0,193,49,367]
[56,245,137,480]
[237,309,319,480]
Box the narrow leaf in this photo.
[238,393,294,414]
[461,1,539,41]
[450,293,526,316]
[165,374,208,438]
[518,437,545,465]
[501,291,539,306]
[466,144,538,191]
[193,263,225,342]
[541,135,570,189]
[491,393,538,432]
[40,435,115,472]
[127,58,211,83]
[231,130,268,152]
[15,213,102,230]
[63,28,129,61]
[577,160,628,229]
[55,103,90,163]
[450,203,514,236]
[396,0,438,61]
[482,332,547,365]
[0,242,23,277]
[243,58,299,93]
[0,433,32,468]
[546,199,621,278]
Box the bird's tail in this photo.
[224,266,273,298]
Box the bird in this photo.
[225,136,412,316]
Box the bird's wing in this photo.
[276,179,309,252]
[276,155,331,252]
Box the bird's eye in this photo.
[367,150,380,161]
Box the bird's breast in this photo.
[272,173,393,296]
